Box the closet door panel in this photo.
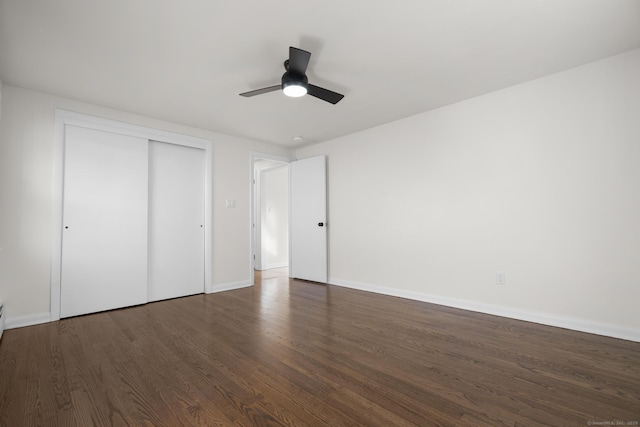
[148,141,205,302]
[60,125,148,318]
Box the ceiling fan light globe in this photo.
[283,84,307,97]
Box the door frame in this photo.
[250,152,292,284]
[51,110,213,321]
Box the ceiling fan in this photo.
[239,46,344,104]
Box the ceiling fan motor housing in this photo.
[281,71,308,92]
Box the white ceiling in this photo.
[1,1,639,148]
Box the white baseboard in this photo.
[4,282,255,331]
[328,277,640,343]
[0,305,4,340]
[5,312,51,330]
[206,280,253,294]
[5,281,636,343]
[262,262,288,270]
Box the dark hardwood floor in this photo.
[1,268,639,426]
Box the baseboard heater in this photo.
[0,303,4,341]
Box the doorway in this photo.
[251,153,291,282]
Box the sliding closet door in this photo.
[148,141,205,302]
[60,126,149,318]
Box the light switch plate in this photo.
[226,200,236,208]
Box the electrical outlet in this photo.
[496,271,506,285]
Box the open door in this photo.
[290,155,327,283]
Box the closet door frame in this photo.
[51,110,213,321]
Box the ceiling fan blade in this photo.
[239,85,281,97]
[288,47,311,75]
[307,84,344,104]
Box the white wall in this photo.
[297,49,640,341]
[262,166,289,269]
[0,84,293,326]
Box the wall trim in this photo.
[262,262,289,270]
[206,280,253,294]
[6,312,51,330]
[0,305,4,339]
[7,280,247,329]
[328,277,640,343]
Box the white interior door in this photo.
[60,125,148,318]
[148,141,205,302]
[290,155,327,282]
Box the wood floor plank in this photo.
[1,268,639,426]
